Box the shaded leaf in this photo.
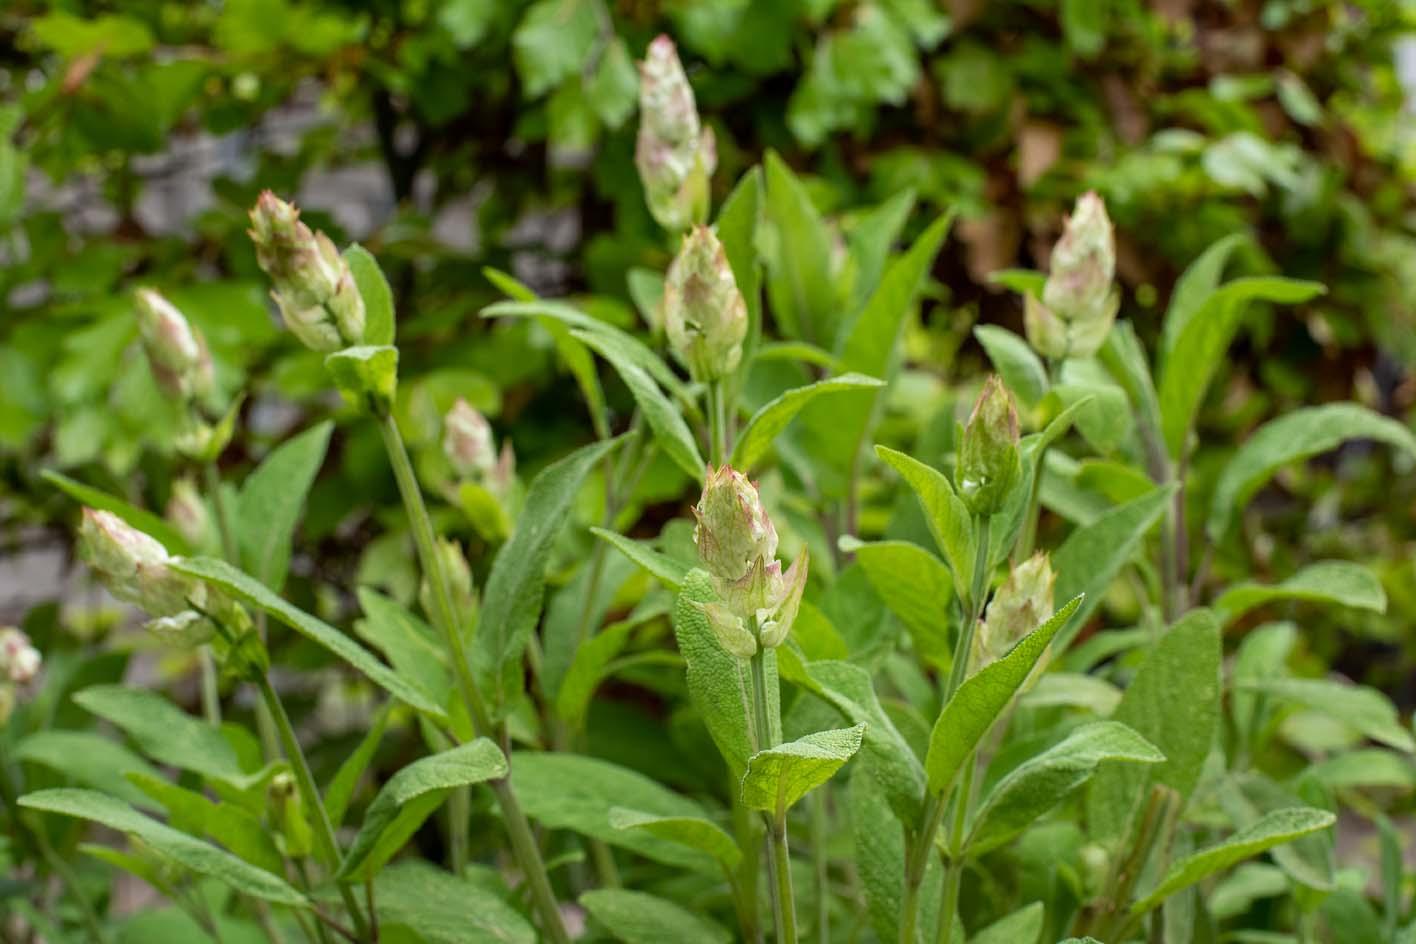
[732,373,884,471]
[237,420,332,592]
[1215,561,1386,625]
[581,888,731,944]
[741,723,866,814]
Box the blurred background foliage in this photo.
[2,0,1415,703]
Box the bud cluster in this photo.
[663,226,747,382]
[956,376,1022,517]
[692,466,808,658]
[635,35,716,232]
[443,398,516,499]
[971,553,1055,670]
[0,627,41,725]
[135,289,215,402]
[248,191,366,352]
[1025,191,1118,360]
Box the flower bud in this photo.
[78,509,195,617]
[1029,192,1119,360]
[635,35,715,232]
[135,289,214,401]
[145,610,215,648]
[698,602,758,659]
[165,478,211,550]
[757,548,807,649]
[0,628,41,684]
[419,537,477,635]
[443,398,496,479]
[972,553,1054,669]
[693,466,778,590]
[663,226,747,382]
[956,376,1022,516]
[248,191,365,352]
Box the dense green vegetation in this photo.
[1,2,1414,942]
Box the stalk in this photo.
[708,381,729,466]
[810,790,830,944]
[201,461,239,725]
[376,411,569,944]
[748,640,797,941]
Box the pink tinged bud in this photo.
[758,548,808,649]
[0,628,41,684]
[77,509,195,617]
[693,465,779,588]
[957,376,1022,516]
[248,191,365,352]
[663,226,747,382]
[443,398,497,479]
[145,611,214,647]
[698,601,758,659]
[973,553,1055,669]
[134,288,214,400]
[1036,191,1118,359]
[165,478,211,549]
[635,35,715,231]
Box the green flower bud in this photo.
[697,601,758,659]
[972,553,1054,670]
[443,398,496,479]
[956,376,1022,516]
[693,465,778,590]
[635,35,716,232]
[663,226,747,382]
[78,509,195,617]
[0,628,41,684]
[269,770,314,859]
[134,288,214,401]
[419,537,477,636]
[757,548,807,649]
[248,191,365,352]
[145,610,215,648]
[1028,192,1119,360]
[165,478,211,550]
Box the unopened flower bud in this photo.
[1028,192,1119,360]
[693,466,778,589]
[757,548,807,649]
[0,628,41,684]
[972,553,1054,669]
[663,226,747,382]
[78,509,196,617]
[957,376,1021,516]
[443,398,496,479]
[698,602,757,659]
[635,35,715,232]
[166,478,211,550]
[248,191,365,352]
[420,538,477,634]
[268,770,314,858]
[135,289,214,401]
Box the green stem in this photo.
[810,790,830,944]
[201,461,239,725]
[254,675,369,941]
[772,811,798,943]
[33,817,108,944]
[708,381,728,466]
[1015,444,1048,564]
[935,759,977,944]
[377,411,569,944]
[749,647,797,941]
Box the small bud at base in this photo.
[957,376,1022,517]
[662,226,747,382]
[443,398,497,479]
[0,629,41,684]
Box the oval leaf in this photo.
[732,373,884,471]
[1214,560,1387,626]
[741,723,866,815]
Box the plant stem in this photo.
[935,758,977,944]
[749,645,797,941]
[772,811,798,943]
[708,381,728,466]
[254,675,369,941]
[376,411,569,944]
[201,460,240,725]
[810,790,830,944]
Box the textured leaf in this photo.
[1215,561,1387,625]
[717,166,763,341]
[1159,233,1250,360]
[741,723,865,814]
[1240,677,1414,753]
[1088,610,1222,841]
[1158,276,1324,457]
[171,557,446,718]
[573,331,703,480]
[475,435,625,713]
[925,596,1083,795]
[127,772,283,875]
[581,888,731,944]
[325,702,393,829]
[851,539,954,666]
[762,151,835,343]
[590,527,690,591]
[975,325,1048,409]
[325,344,398,412]
[237,420,332,592]
[732,373,884,471]
[19,789,307,906]
[374,859,534,944]
[1131,807,1336,914]
[874,445,974,600]
[341,739,507,879]
[14,731,158,808]
[1020,672,1122,715]
[967,722,1163,855]
[345,244,395,346]
[1206,403,1416,539]
[355,588,451,706]
[971,901,1045,944]
[608,807,741,870]
[43,470,190,554]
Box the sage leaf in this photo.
[732,372,884,472]
[874,445,975,601]
[590,527,690,590]
[1239,677,1415,753]
[236,420,331,592]
[975,325,1048,409]
[740,723,866,815]
[1215,560,1386,625]
[581,888,731,944]
[971,901,1045,944]
[608,807,742,870]
[345,244,394,346]
[374,859,534,944]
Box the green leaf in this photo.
[762,151,835,343]
[1206,403,1416,540]
[1088,610,1222,841]
[966,722,1164,855]
[581,888,731,944]
[237,421,332,592]
[171,557,446,719]
[1157,277,1325,457]
[971,901,1045,944]
[345,245,395,346]
[1214,561,1387,625]
[607,807,741,869]
[127,772,283,875]
[733,373,884,471]
[1307,749,1416,791]
[340,739,507,879]
[989,269,1046,297]
[374,859,535,944]
[325,702,393,829]
[42,470,190,555]
[843,189,917,313]
[1061,0,1106,56]
[741,723,865,814]
[325,344,398,414]
[73,685,257,790]
[874,445,974,601]
[925,596,1083,795]
[717,167,764,340]
[974,325,1048,409]
[355,588,452,706]
[510,752,719,872]
[588,37,638,128]
[850,539,954,667]
[1159,233,1250,360]
[19,789,307,906]
[1239,677,1415,753]
[590,528,690,591]
[14,731,158,808]
[511,0,599,99]
[475,435,626,713]
[1052,485,1174,652]
[1131,807,1336,914]
[572,330,704,480]
[556,603,667,729]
